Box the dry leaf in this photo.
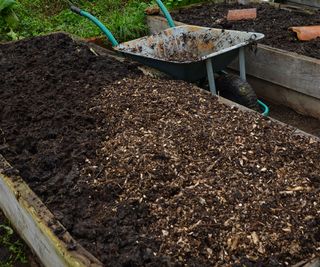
[251,232,259,245]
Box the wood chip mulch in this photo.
[85,76,320,266]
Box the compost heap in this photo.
[1,33,320,266]
[173,3,320,59]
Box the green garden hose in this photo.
[155,0,176,27]
[258,99,269,116]
[70,6,119,47]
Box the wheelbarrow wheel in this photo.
[216,74,259,111]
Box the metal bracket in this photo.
[239,47,246,81]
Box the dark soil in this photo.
[172,3,320,59]
[1,33,320,266]
[0,210,40,267]
[265,101,320,138]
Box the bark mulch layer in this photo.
[1,33,320,266]
[172,3,320,59]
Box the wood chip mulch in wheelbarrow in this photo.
[1,33,320,266]
[172,3,320,59]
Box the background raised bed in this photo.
[172,2,320,59]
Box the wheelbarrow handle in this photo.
[69,5,119,47]
[155,0,175,28]
[70,5,81,15]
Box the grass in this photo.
[164,0,209,8]
[0,220,27,267]
[0,0,214,42]
[0,0,150,42]
[0,0,212,42]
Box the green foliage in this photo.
[51,0,149,42]
[0,0,19,40]
[0,223,27,266]
[164,0,206,8]
[0,0,207,43]
[0,0,150,43]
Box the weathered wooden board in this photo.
[229,44,320,100]
[288,0,320,8]
[146,16,184,35]
[0,155,102,267]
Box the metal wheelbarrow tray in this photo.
[115,25,264,84]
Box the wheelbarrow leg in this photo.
[205,59,216,95]
[239,47,246,81]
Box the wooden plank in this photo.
[288,0,320,8]
[229,44,320,99]
[0,155,102,267]
[146,15,184,34]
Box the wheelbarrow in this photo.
[70,0,269,115]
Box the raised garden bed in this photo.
[1,33,320,266]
